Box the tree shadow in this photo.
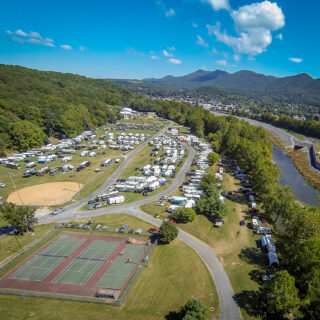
[239,247,266,268]
[165,311,180,320]
[234,291,265,318]
[230,191,248,205]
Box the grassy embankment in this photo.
[0,213,219,320]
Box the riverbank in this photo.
[267,130,320,194]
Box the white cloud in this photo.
[205,0,230,11]
[126,47,145,56]
[192,22,199,28]
[207,1,285,56]
[212,47,218,54]
[231,1,285,32]
[289,57,302,63]
[163,49,173,57]
[79,46,85,51]
[156,1,175,17]
[233,54,240,61]
[15,29,28,37]
[60,44,73,50]
[216,59,227,66]
[196,35,209,48]
[168,46,176,51]
[6,29,56,47]
[168,58,182,64]
[150,55,160,60]
[165,8,175,17]
[276,33,283,40]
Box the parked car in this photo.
[51,207,63,215]
[148,227,158,234]
[154,214,160,218]
[240,220,246,226]
[87,204,95,210]
[119,224,128,233]
[0,183,7,188]
[135,228,142,234]
[155,200,164,206]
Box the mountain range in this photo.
[142,69,320,92]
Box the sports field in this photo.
[53,240,119,286]
[0,232,150,299]
[10,237,85,281]
[97,244,146,289]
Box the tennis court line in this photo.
[52,240,120,286]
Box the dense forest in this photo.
[0,64,135,153]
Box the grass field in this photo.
[0,238,219,320]
[0,224,55,263]
[71,213,154,234]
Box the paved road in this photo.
[37,131,242,320]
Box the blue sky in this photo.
[0,0,319,79]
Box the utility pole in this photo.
[8,172,24,205]
[75,173,81,194]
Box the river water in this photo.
[272,145,319,207]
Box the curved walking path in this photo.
[37,130,242,320]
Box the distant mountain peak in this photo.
[142,68,316,92]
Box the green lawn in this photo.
[0,238,219,320]
[118,145,156,179]
[0,223,55,263]
[75,160,122,200]
[70,213,154,235]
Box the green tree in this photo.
[179,298,209,320]
[262,184,299,224]
[9,120,47,151]
[196,184,225,219]
[158,221,178,243]
[0,203,38,234]
[260,270,301,319]
[207,152,220,165]
[173,208,196,223]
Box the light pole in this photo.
[75,173,81,194]
[8,172,24,205]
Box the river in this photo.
[272,145,319,207]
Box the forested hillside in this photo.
[0,64,134,152]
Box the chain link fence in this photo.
[0,230,158,306]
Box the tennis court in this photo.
[97,244,146,289]
[53,240,119,285]
[10,237,85,281]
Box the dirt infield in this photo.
[0,232,150,300]
[7,182,82,206]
